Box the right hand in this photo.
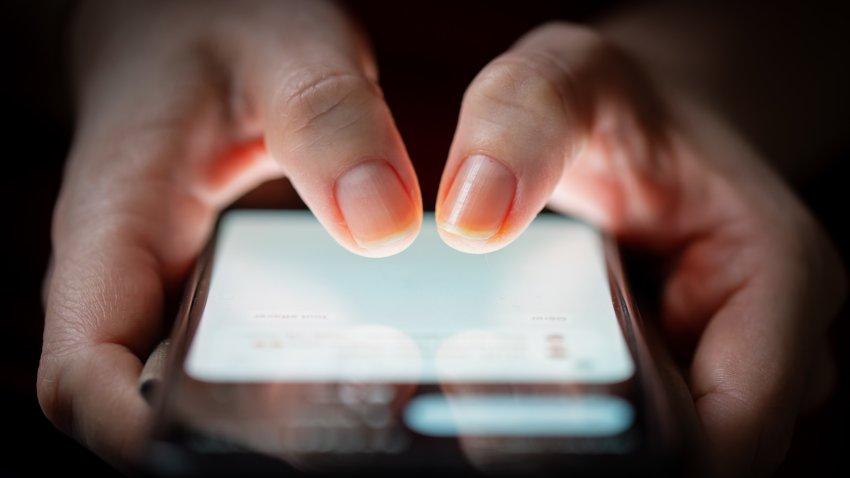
[38,0,421,467]
[431,22,846,476]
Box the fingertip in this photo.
[334,159,421,258]
[436,225,508,254]
[434,154,518,254]
[348,215,421,258]
[435,209,535,255]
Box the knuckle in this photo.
[535,20,603,44]
[38,295,92,435]
[36,357,58,423]
[469,54,568,120]
[530,21,612,59]
[37,347,76,436]
[273,68,380,136]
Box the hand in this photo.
[38,0,422,466]
[435,22,846,475]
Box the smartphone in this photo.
[142,209,682,476]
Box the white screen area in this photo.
[186,211,634,384]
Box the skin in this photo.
[38,1,847,476]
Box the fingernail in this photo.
[335,160,417,249]
[139,378,159,404]
[139,339,169,405]
[438,155,516,240]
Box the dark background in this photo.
[2,1,847,476]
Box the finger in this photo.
[682,230,846,476]
[436,23,603,252]
[39,198,184,464]
[39,344,151,466]
[687,276,803,476]
[240,3,421,257]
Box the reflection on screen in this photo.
[186,211,634,384]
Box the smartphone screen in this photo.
[147,210,677,476]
